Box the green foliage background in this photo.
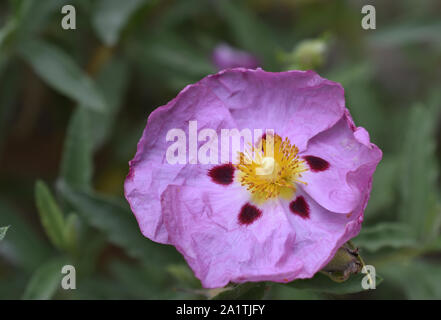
[1,0,441,300]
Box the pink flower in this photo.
[212,43,259,70]
[124,68,382,288]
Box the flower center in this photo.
[236,134,308,204]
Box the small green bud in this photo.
[283,38,328,70]
[321,242,363,282]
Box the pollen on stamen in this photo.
[303,155,330,172]
[289,196,310,219]
[208,163,235,185]
[238,203,262,225]
[236,134,308,203]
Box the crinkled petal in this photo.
[200,68,346,151]
[161,184,301,288]
[124,83,236,244]
[299,114,382,213]
[161,183,364,288]
[280,189,363,276]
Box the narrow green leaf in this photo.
[58,183,180,265]
[59,108,93,191]
[0,226,9,241]
[354,223,416,252]
[18,40,106,111]
[138,33,215,77]
[63,213,79,255]
[327,63,385,145]
[89,58,130,149]
[35,181,66,250]
[0,200,52,271]
[22,258,66,300]
[0,19,17,50]
[212,282,268,300]
[400,101,440,239]
[287,272,383,295]
[369,22,441,48]
[59,59,129,189]
[93,0,146,46]
[12,0,70,41]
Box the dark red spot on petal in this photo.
[289,196,310,219]
[303,155,330,172]
[238,203,262,225]
[208,163,235,185]
[260,133,267,151]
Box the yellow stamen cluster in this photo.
[236,134,308,204]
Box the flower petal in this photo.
[200,68,346,151]
[281,189,364,277]
[161,183,364,288]
[124,83,236,244]
[299,114,382,214]
[162,184,304,288]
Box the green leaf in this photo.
[109,261,189,299]
[287,272,383,295]
[136,33,215,78]
[0,18,17,50]
[59,108,93,191]
[69,275,132,300]
[272,284,321,300]
[354,223,416,252]
[63,213,79,255]
[59,59,129,189]
[0,226,9,241]
[22,258,66,300]
[12,0,71,41]
[327,63,386,145]
[381,260,441,299]
[364,156,398,217]
[89,58,130,149]
[58,183,180,265]
[369,22,441,48]
[211,282,268,300]
[18,39,106,111]
[0,200,52,272]
[92,0,146,46]
[400,101,440,239]
[34,181,66,250]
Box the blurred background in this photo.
[1,0,441,300]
